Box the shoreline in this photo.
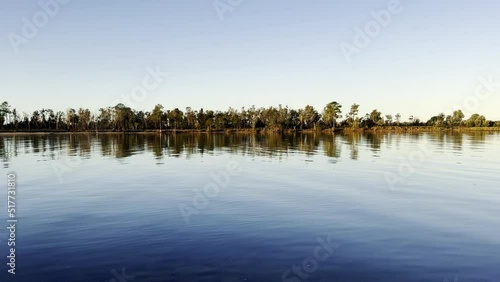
[1,127,500,135]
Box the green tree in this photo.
[347,103,360,128]
[302,105,320,129]
[425,113,445,127]
[385,115,393,125]
[97,108,112,130]
[278,104,289,130]
[11,108,19,130]
[66,108,78,130]
[78,108,91,130]
[227,107,241,129]
[204,110,215,130]
[55,111,65,130]
[185,107,197,129]
[31,110,44,129]
[168,108,184,129]
[150,104,164,130]
[465,114,488,127]
[323,101,342,129]
[114,104,133,131]
[246,106,259,130]
[197,108,206,129]
[133,110,145,130]
[369,109,384,126]
[451,110,465,127]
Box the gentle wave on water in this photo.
[0,132,499,282]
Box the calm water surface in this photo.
[0,132,499,282]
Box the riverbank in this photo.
[1,127,500,135]
[345,126,500,133]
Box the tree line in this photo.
[0,101,499,132]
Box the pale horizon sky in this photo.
[1,0,500,121]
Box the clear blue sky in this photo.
[1,0,500,120]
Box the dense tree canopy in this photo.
[0,101,498,132]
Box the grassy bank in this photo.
[1,127,500,135]
[355,126,500,133]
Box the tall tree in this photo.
[0,101,11,128]
[385,115,393,125]
[465,114,487,127]
[302,105,320,129]
[451,110,465,127]
[185,107,197,129]
[78,108,91,130]
[369,109,384,126]
[323,101,342,129]
[347,103,360,128]
[66,108,78,131]
[395,113,401,124]
[150,104,164,130]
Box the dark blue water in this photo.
[0,132,499,282]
